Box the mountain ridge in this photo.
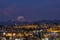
[0,20,60,25]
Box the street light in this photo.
[3,32,6,35]
[13,33,16,36]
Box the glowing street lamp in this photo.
[13,33,16,36]
[3,32,6,35]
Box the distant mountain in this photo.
[34,20,60,24]
[0,21,33,25]
[0,20,60,25]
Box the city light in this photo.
[3,32,6,35]
[0,23,60,40]
[13,33,16,36]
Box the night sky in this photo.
[0,0,60,22]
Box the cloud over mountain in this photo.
[17,16,26,22]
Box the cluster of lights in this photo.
[3,32,16,36]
